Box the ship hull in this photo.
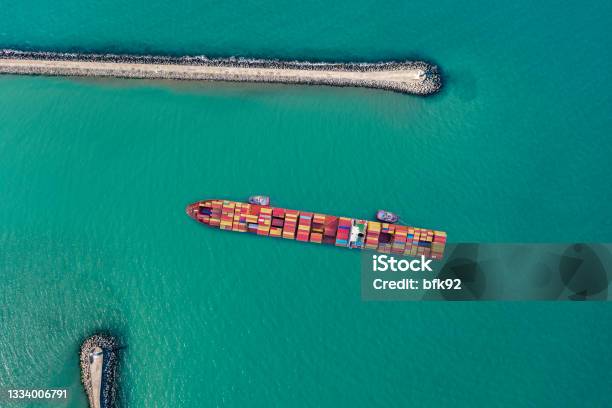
[186,200,446,259]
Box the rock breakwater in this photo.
[79,333,120,408]
[0,49,442,95]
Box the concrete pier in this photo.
[0,49,442,95]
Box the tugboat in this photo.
[376,210,399,223]
[248,195,270,206]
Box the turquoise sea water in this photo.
[1,0,611,406]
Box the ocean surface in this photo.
[1,0,611,406]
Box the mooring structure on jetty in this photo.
[79,334,120,408]
[0,49,442,95]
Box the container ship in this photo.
[186,198,446,259]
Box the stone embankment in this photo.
[0,49,442,95]
[79,334,120,408]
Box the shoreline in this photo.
[0,49,442,95]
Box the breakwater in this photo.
[79,334,120,408]
[0,49,441,95]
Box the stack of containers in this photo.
[365,221,381,249]
[404,227,415,256]
[197,203,212,223]
[257,207,272,236]
[404,228,421,256]
[309,214,326,244]
[220,201,235,231]
[431,231,447,259]
[415,230,430,257]
[412,228,423,257]
[417,240,426,257]
[391,225,408,254]
[269,208,285,238]
[282,210,299,239]
[231,203,249,232]
[377,223,394,253]
[269,226,282,238]
[335,217,352,247]
[231,202,243,232]
[241,204,251,232]
[422,229,434,258]
[296,213,312,242]
[209,200,222,227]
[324,216,338,242]
[272,208,285,219]
[245,206,259,233]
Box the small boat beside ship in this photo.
[376,210,399,223]
[186,198,446,259]
[248,195,270,206]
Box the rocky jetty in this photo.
[0,49,442,95]
[79,334,120,408]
